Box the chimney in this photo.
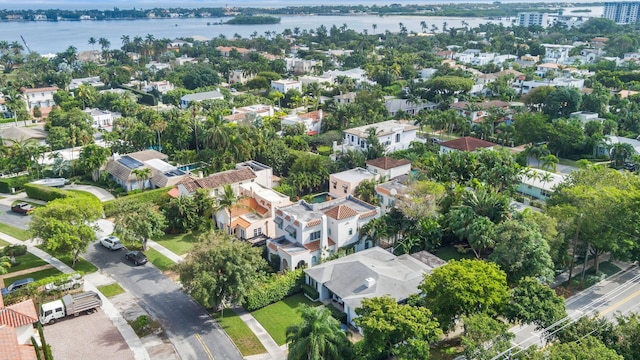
[364,277,376,288]
[198,171,204,179]
[319,109,323,120]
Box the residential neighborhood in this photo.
[2,2,640,360]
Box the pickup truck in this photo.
[11,203,34,215]
[44,274,84,293]
[40,291,102,325]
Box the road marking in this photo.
[194,333,215,360]
[598,288,640,317]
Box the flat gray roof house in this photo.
[180,90,224,109]
[304,247,443,328]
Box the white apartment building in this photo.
[335,120,422,154]
[267,195,380,271]
[604,1,640,24]
[19,86,58,117]
[271,79,302,93]
[280,110,324,135]
[518,12,548,27]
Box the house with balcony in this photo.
[224,104,274,125]
[329,168,378,198]
[145,80,175,94]
[105,150,188,191]
[214,182,291,244]
[375,180,409,214]
[267,195,380,271]
[228,70,255,85]
[83,108,121,129]
[384,98,437,117]
[19,86,58,117]
[365,157,411,181]
[334,120,422,155]
[280,110,324,136]
[304,247,444,328]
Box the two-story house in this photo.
[335,120,422,154]
[105,150,188,191]
[329,167,378,198]
[449,100,510,123]
[280,110,324,136]
[180,90,224,109]
[83,108,121,129]
[267,195,380,271]
[0,295,39,359]
[20,86,59,117]
[271,79,302,93]
[228,70,255,85]
[224,104,275,125]
[375,180,409,214]
[365,157,411,180]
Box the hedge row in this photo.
[24,184,71,202]
[1,245,27,257]
[103,187,172,217]
[0,175,31,193]
[119,86,158,106]
[243,269,304,311]
[301,283,319,301]
[325,303,348,324]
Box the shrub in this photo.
[0,175,31,193]
[2,245,27,257]
[301,284,319,301]
[325,304,347,324]
[316,145,332,156]
[243,269,304,311]
[103,187,171,217]
[24,184,70,201]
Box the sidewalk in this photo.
[149,240,285,359]
[0,264,53,279]
[551,253,633,288]
[0,231,150,360]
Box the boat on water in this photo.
[29,178,66,188]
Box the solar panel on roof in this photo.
[118,156,144,169]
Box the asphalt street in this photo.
[0,204,32,229]
[511,264,640,353]
[83,242,243,360]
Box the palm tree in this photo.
[215,184,242,235]
[131,167,151,191]
[372,23,377,34]
[420,21,427,33]
[610,142,636,168]
[540,154,559,172]
[88,37,97,52]
[286,306,352,360]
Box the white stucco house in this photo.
[180,90,224,109]
[266,195,380,271]
[0,297,39,359]
[83,108,121,129]
[19,86,59,117]
[518,169,566,200]
[335,120,423,154]
[365,157,411,181]
[271,79,302,93]
[280,110,324,136]
[304,247,444,328]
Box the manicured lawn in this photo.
[0,239,9,247]
[156,231,203,255]
[596,261,622,277]
[98,283,125,298]
[434,245,475,262]
[251,293,319,346]
[145,248,175,271]
[213,310,266,356]
[36,245,98,274]
[3,267,62,284]
[0,223,31,241]
[6,253,48,273]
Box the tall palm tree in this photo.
[88,37,97,52]
[131,167,152,191]
[286,306,352,360]
[214,185,245,235]
[540,154,559,172]
[610,142,636,168]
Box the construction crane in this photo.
[20,35,32,54]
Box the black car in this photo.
[125,250,148,266]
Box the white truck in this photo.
[39,291,102,325]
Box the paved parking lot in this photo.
[0,204,31,230]
[43,307,135,360]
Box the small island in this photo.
[226,15,281,25]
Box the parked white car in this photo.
[44,274,84,292]
[100,236,124,250]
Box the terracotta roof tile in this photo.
[268,242,278,252]
[231,217,252,229]
[306,219,322,228]
[0,326,21,360]
[0,308,37,328]
[328,238,336,246]
[7,300,37,322]
[167,187,180,198]
[359,209,378,219]
[304,240,321,252]
[324,204,358,220]
[440,136,496,152]
[178,168,256,193]
[20,86,59,93]
[375,185,391,196]
[366,157,411,170]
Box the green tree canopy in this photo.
[505,277,567,331]
[286,306,353,360]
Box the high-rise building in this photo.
[604,2,640,24]
[518,12,547,27]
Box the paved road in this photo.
[84,243,243,360]
[0,204,31,229]
[511,264,640,352]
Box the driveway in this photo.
[44,307,135,360]
[64,184,116,202]
[0,204,31,229]
[83,243,242,360]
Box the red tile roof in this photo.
[440,137,496,152]
[178,168,256,193]
[304,240,321,252]
[19,86,59,93]
[366,157,411,170]
[325,204,358,220]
